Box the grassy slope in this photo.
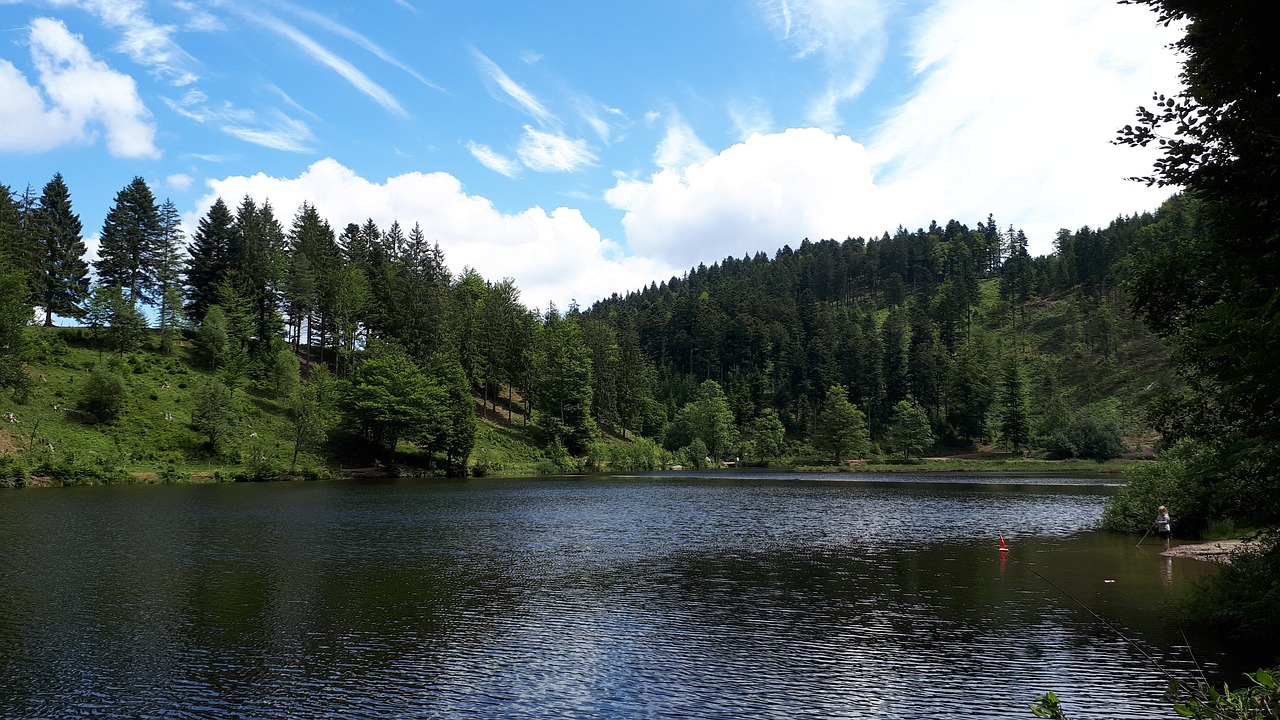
[1,328,327,481]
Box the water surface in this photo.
[0,473,1222,718]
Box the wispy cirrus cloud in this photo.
[164,88,314,152]
[272,0,443,92]
[759,0,891,128]
[467,141,521,178]
[236,6,406,116]
[0,17,159,157]
[517,126,596,173]
[48,0,200,85]
[472,49,556,126]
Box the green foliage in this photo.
[195,305,230,370]
[814,384,869,464]
[345,340,433,462]
[886,399,933,460]
[1185,532,1280,653]
[1034,668,1280,720]
[77,364,127,424]
[1044,403,1126,461]
[0,456,28,488]
[746,409,786,465]
[1101,439,1208,534]
[288,364,337,472]
[190,377,234,452]
[33,457,132,486]
[0,252,32,400]
[266,341,301,399]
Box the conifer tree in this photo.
[154,199,186,339]
[96,176,161,306]
[32,173,89,325]
[185,198,235,323]
[0,185,38,302]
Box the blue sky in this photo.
[1,0,1182,309]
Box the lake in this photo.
[0,472,1226,719]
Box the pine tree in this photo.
[0,185,38,302]
[32,173,89,326]
[997,354,1031,452]
[96,176,162,306]
[154,199,186,336]
[185,198,235,323]
[814,384,870,464]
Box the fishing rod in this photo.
[1000,541,1177,684]
[1001,537,1236,719]
[1136,524,1153,547]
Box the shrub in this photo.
[78,365,128,424]
[1101,439,1208,535]
[0,456,28,488]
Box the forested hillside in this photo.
[583,201,1184,464]
[0,166,1188,480]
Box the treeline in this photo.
[584,205,1177,464]
[0,171,1178,473]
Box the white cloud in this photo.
[868,0,1184,253]
[759,0,890,128]
[164,90,313,152]
[274,0,442,92]
[0,17,159,158]
[196,159,677,307]
[468,141,521,177]
[516,126,596,173]
[654,114,713,171]
[221,110,314,153]
[166,173,193,191]
[609,0,1184,267]
[608,128,884,267]
[239,8,406,116]
[472,49,556,126]
[50,0,198,85]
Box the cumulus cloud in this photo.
[611,0,1183,265]
[167,173,193,191]
[608,129,884,267]
[197,159,678,306]
[0,17,159,158]
[868,0,1183,252]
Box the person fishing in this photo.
[1154,505,1172,549]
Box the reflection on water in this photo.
[0,473,1223,719]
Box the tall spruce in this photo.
[96,176,161,306]
[0,185,38,302]
[230,196,286,352]
[32,173,89,325]
[185,198,235,324]
[154,199,186,334]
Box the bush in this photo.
[1101,439,1208,535]
[34,458,131,486]
[1044,409,1125,461]
[0,456,28,488]
[1186,530,1280,654]
[78,365,128,424]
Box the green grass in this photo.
[2,327,329,484]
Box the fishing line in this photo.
[1004,550,1178,684]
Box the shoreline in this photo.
[1162,539,1251,564]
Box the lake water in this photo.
[0,472,1227,719]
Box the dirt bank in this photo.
[1161,539,1251,564]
